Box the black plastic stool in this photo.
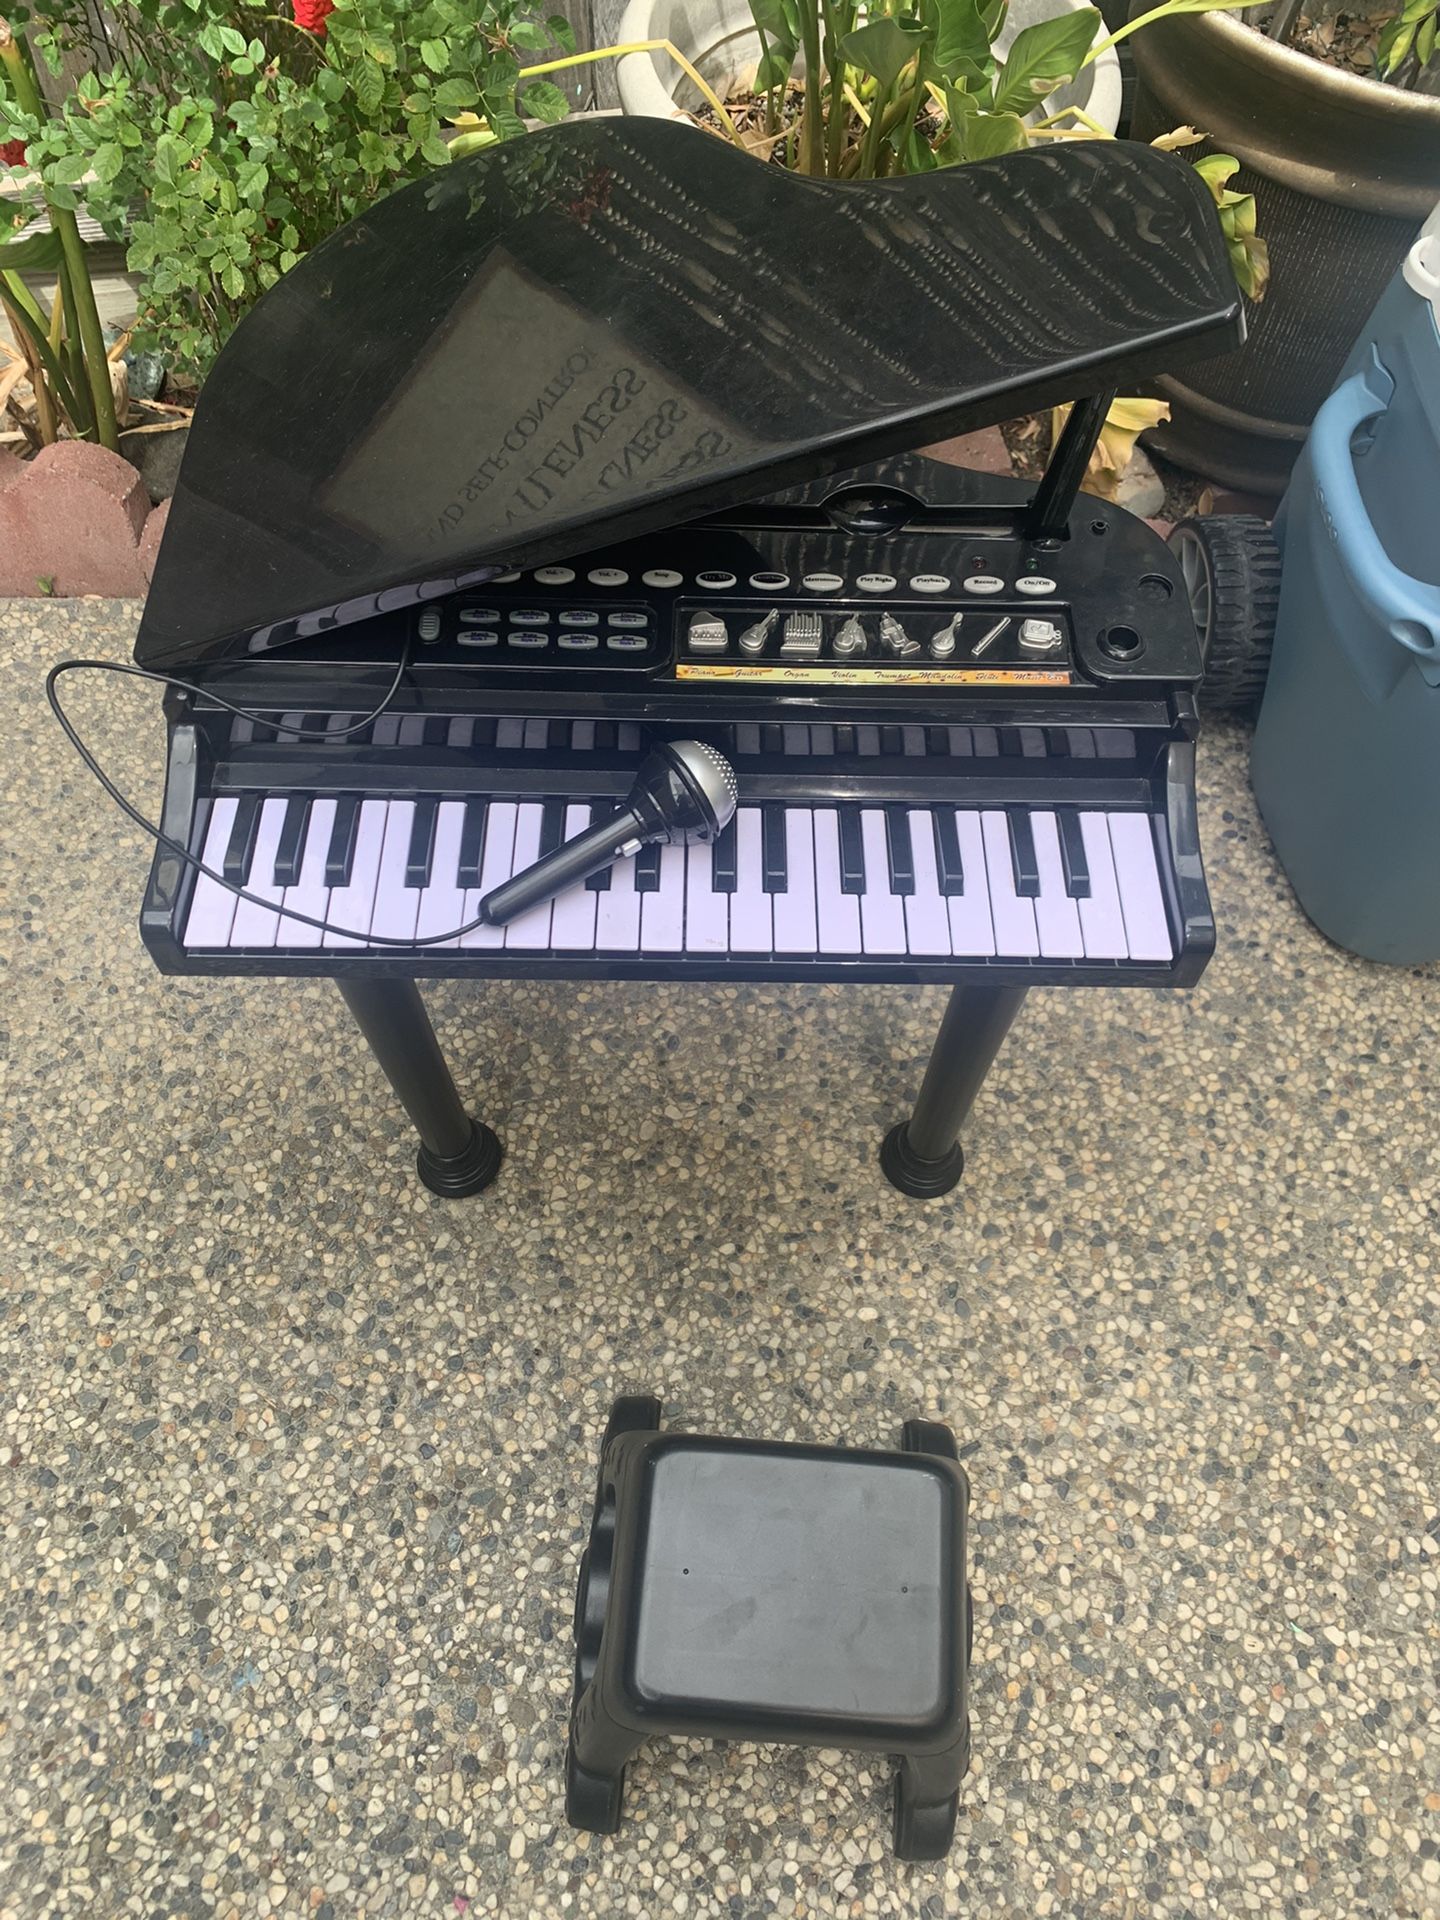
[565,1397,972,1859]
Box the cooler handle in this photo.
[1309,351,1440,673]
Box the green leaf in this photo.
[432,77,480,111]
[419,37,448,73]
[991,7,1099,113]
[220,23,247,54]
[520,77,569,122]
[509,21,550,49]
[547,14,577,53]
[927,0,992,79]
[92,142,125,184]
[421,133,453,165]
[950,89,1028,156]
[51,152,90,186]
[839,15,933,92]
[0,228,64,271]
[220,261,245,300]
[756,42,798,88]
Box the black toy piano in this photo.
[131,117,1242,1200]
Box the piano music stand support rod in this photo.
[337,980,503,1198]
[880,984,1029,1197]
[1026,390,1117,540]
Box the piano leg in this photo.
[337,980,503,1197]
[880,985,1028,1197]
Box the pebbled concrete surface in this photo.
[2,602,1437,1920]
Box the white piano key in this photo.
[945,814,996,956]
[397,716,426,746]
[772,810,818,953]
[733,723,761,756]
[616,722,642,752]
[228,795,289,948]
[446,717,474,749]
[1076,812,1130,959]
[594,832,642,950]
[275,796,335,949]
[523,718,550,750]
[903,809,953,955]
[810,724,835,755]
[570,720,596,751]
[502,802,554,949]
[684,840,730,954]
[782,724,810,756]
[459,800,515,949]
[183,796,241,948]
[812,810,862,955]
[902,726,927,756]
[369,800,421,943]
[858,810,907,955]
[549,806,599,951]
[323,799,389,949]
[496,717,526,750]
[855,724,881,757]
[371,714,401,746]
[640,840,686,952]
[729,809,774,953]
[1030,810,1085,959]
[980,810,1039,957]
[1108,812,1173,961]
[414,800,469,948]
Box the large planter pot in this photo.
[1128,4,1440,495]
[616,0,1121,137]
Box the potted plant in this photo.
[1128,0,1440,492]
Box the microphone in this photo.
[478,739,738,927]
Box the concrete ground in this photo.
[2,601,1436,1920]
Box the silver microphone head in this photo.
[663,740,739,838]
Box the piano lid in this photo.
[135,117,1243,668]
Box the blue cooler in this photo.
[1250,204,1440,965]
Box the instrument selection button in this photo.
[687,611,728,654]
[963,573,1006,594]
[738,609,778,655]
[929,613,962,657]
[557,609,599,627]
[1019,618,1065,653]
[457,630,499,648]
[607,610,650,630]
[1016,574,1058,596]
[458,606,500,623]
[605,632,650,652]
[880,611,922,657]
[586,566,629,587]
[802,571,844,593]
[506,630,550,649]
[749,569,790,591]
[856,572,898,593]
[533,565,575,585]
[557,631,599,650]
[832,614,867,656]
[509,608,550,626]
[695,569,737,591]
[642,567,683,589]
[779,611,822,657]
[908,573,951,594]
[417,608,442,641]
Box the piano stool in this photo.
[566,1397,973,1861]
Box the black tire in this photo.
[1168,514,1282,714]
[900,1418,959,1461]
[602,1395,662,1447]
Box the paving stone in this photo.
[1,601,1436,1920]
[917,427,1014,475]
[0,441,148,597]
[138,497,171,584]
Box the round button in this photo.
[587,566,629,587]
[963,574,1005,595]
[607,611,649,630]
[749,569,790,591]
[856,572,897,594]
[533,565,575,586]
[1016,575,1058,596]
[908,573,951,594]
[557,631,599,650]
[802,571,844,593]
[642,567,683,589]
[457,630,498,648]
[417,609,442,641]
[557,609,599,627]
[509,608,550,626]
[493,569,521,583]
[695,569,737,591]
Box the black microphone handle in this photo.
[478,804,646,925]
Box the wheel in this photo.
[892,1780,962,1861]
[565,1741,624,1834]
[1168,514,1282,714]
[900,1418,959,1461]
[602,1395,662,1446]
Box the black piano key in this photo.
[933,810,965,895]
[272,795,310,887]
[592,720,617,752]
[884,805,915,895]
[633,842,663,892]
[1005,807,1041,898]
[998,726,1024,758]
[324,796,362,887]
[584,801,614,891]
[710,816,738,894]
[422,715,449,747]
[926,725,951,757]
[539,797,567,859]
[472,717,498,751]
[249,719,278,746]
[1057,808,1091,898]
[223,794,262,884]
[833,725,857,756]
[761,806,788,894]
[760,722,784,757]
[880,725,904,758]
[302,711,330,739]
[405,797,440,888]
[838,806,866,895]
[456,799,488,888]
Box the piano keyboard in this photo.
[182,790,1173,965]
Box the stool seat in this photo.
[566,1398,972,1860]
